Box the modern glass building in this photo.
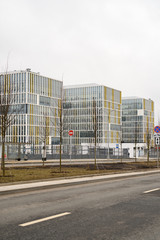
[0,69,62,150]
[122,97,154,157]
[63,84,122,147]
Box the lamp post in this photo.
[107,108,118,159]
[107,114,110,159]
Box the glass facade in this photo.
[122,98,154,144]
[63,84,122,146]
[0,69,62,147]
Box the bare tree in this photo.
[58,82,75,172]
[58,83,63,173]
[134,121,138,162]
[117,131,124,163]
[145,117,153,164]
[0,72,19,176]
[92,98,97,169]
[38,114,50,167]
[49,81,63,172]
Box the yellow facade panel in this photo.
[111,131,113,143]
[104,87,107,108]
[120,92,122,104]
[143,99,145,110]
[32,74,34,93]
[30,73,32,93]
[35,126,39,145]
[105,131,107,143]
[116,132,119,143]
[112,89,114,109]
[55,109,56,136]
[46,137,49,145]
[152,101,154,112]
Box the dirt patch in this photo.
[63,162,156,170]
[0,161,158,184]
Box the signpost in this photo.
[154,126,160,168]
[116,144,119,159]
[68,130,74,162]
[68,130,74,136]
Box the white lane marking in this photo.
[143,188,160,194]
[19,212,71,227]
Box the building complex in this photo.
[0,69,155,159]
[63,84,122,149]
[122,97,154,157]
[0,69,62,154]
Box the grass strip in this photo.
[0,162,158,184]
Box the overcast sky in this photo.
[0,0,160,122]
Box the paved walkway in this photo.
[0,169,160,195]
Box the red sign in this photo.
[68,130,74,136]
[154,126,160,133]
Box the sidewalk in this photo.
[5,158,158,165]
[0,169,160,195]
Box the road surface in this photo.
[0,173,160,239]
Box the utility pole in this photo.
[93,98,97,170]
[107,108,118,159]
[107,114,110,159]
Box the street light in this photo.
[107,108,118,159]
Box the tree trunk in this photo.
[147,138,150,165]
[60,142,62,173]
[59,104,62,173]
[135,142,137,162]
[121,142,123,163]
[94,139,96,170]
[1,139,5,177]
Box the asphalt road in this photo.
[0,173,160,240]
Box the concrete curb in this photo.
[0,170,160,196]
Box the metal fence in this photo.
[3,144,130,160]
[1,143,159,161]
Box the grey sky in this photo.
[0,0,160,122]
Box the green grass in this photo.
[0,161,158,184]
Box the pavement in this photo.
[5,158,159,167]
[0,169,160,195]
[5,159,127,163]
[5,157,155,163]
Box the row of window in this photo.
[0,73,26,93]
[64,86,121,104]
[0,93,26,104]
[28,73,62,98]
[122,99,153,112]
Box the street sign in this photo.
[68,130,74,136]
[156,137,160,145]
[116,144,119,149]
[154,126,160,133]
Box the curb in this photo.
[0,170,160,196]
